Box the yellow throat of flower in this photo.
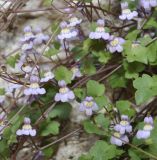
[61,28,70,34]
[96,27,105,32]
[22,124,32,130]
[111,39,119,46]
[113,132,121,138]
[59,87,68,93]
[122,9,131,14]
[144,124,153,131]
[120,120,129,126]
[85,101,93,108]
[70,17,78,23]
[29,83,39,89]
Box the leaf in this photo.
[108,70,127,88]
[95,96,109,109]
[94,114,110,129]
[126,30,141,41]
[0,88,5,95]
[144,18,157,29]
[87,80,105,97]
[116,100,136,117]
[74,88,86,100]
[44,48,59,58]
[54,66,73,83]
[81,59,96,75]
[6,54,19,68]
[83,120,105,135]
[123,41,148,64]
[89,140,124,160]
[133,74,157,105]
[41,121,60,136]
[49,103,72,120]
[129,149,141,160]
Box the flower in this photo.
[40,71,55,82]
[136,116,154,139]
[89,19,110,40]
[68,17,82,27]
[16,117,36,136]
[79,96,98,116]
[21,41,33,52]
[119,2,138,20]
[114,115,132,134]
[107,36,125,53]
[58,21,78,40]
[140,0,157,10]
[71,66,82,80]
[24,75,46,96]
[33,27,49,45]
[54,80,75,102]
[20,26,35,43]
[110,131,129,146]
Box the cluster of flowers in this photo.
[111,115,154,146]
[136,116,154,139]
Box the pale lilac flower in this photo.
[21,41,33,52]
[89,19,110,40]
[114,115,132,134]
[107,36,125,53]
[68,17,82,27]
[24,75,46,96]
[140,0,157,10]
[54,80,75,102]
[58,21,78,40]
[33,27,49,45]
[119,2,138,20]
[20,26,35,43]
[40,71,55,82]
[136,116,154,139]
[16,117,36,136]
[79,96,98,116]
[71,66,82,80]
[110,132,129,146]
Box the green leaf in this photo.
[126,30,141,41]
[133,74,157,105]
[79,154,92,160]
[123,41,148,64]
[129,149,141,160]
[108,70,127,88]
[87,80,105,97]
[43,147,54,158]
[41,121,60,136]
[116,100,136,117]
[49,103,72,120]
[54,66,73,83]
[44,48,59,58]
[144,18,157,29]
[6,54,19,68]
[94,114,110,129]
[83,120,105,135]
[89,140,124,160]
[0,88,5,95]
[74,88,86,100]
[95,96,108,109]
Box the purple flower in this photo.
[140,0,157,10]
[24,75,46,96]
[71,66,82,80]
[110,132,129,146]
[16,117,36,136]
[79,96,98,116]
[54,80,75,102]
[58,21,78,40]
[115,115,132,134]
[68,17,82,27]
[136,116,154,139]
[89,19,110,40]
[20,26,35,43]
[40,71,55,82]
[119,2,138,20]
[21,41,33,52]
[107,36,125,53]
[33,27,49,45]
